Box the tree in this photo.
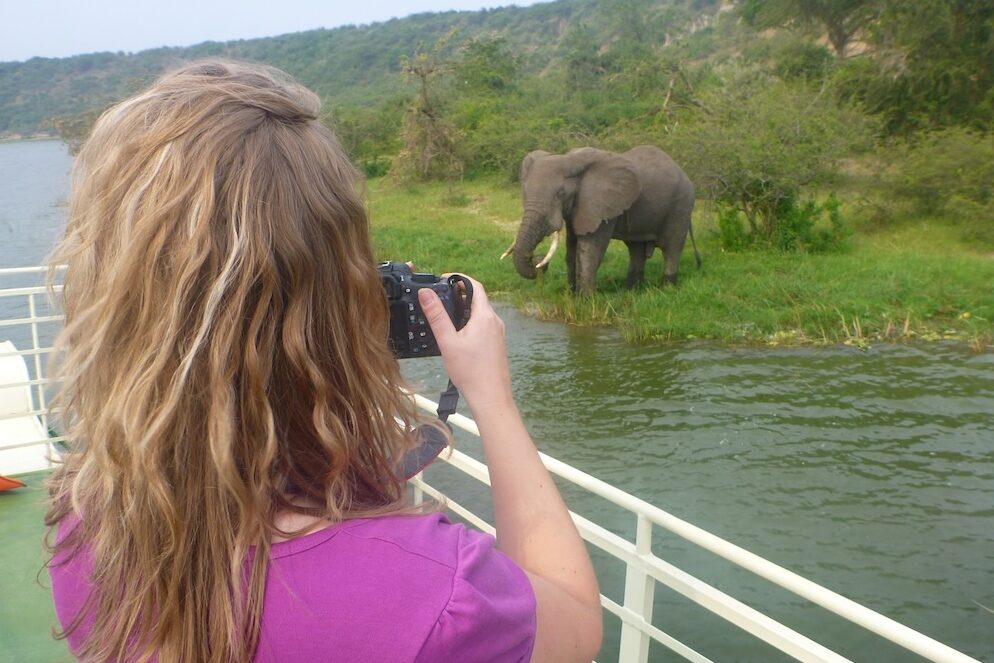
[392,30,464,182]
[453,36,521,95]
[664,76,876,247]
[330,99,405,177]
[48,108,103,155]
[870,0,994,130]
[559,23,607,95]
[741,0,881,58]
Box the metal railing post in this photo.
[618,514,656,662]
[412,473,424,506]
[27,293,52,466]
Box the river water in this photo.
[2,140,992,662]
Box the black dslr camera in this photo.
[378,262,472,359]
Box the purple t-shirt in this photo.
[50,512,537,662]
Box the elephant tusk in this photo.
[499,240,515,261]
[535,230,560,269]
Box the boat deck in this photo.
[0,471,70,662]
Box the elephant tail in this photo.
[689,221,702,269]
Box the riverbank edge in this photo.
[367,177,994,352]
[500,291,994,352]
[0,134,59,143]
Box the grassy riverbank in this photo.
[367,177,994,350]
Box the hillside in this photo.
[0,0,990,347]
[0,0,641,137]
[3,0,989,256]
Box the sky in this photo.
[0,0,549,63]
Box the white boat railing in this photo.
[0,267,64,474]
[0,265,980,663]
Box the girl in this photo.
[46,61,601,662]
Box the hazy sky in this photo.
[0,0,549,63]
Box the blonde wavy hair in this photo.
[45,60,427,662]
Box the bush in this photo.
[947,196,994,246]
[716,205,751,251]
[664,75,875,247]
[774,194,849,253]
[879,127,994,245]
[330,101,404,170]
[357,156,393,178]
[887,128,994,214]
[773,40,833,82]
[743,33,834,82]
[453,100,579,180]
[717,194,849,253]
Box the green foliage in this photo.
[773,39,834,81]
[717,195,850,253]
[46,107,105,154]
[559,23,608,95]
[879,127,994,245]
[4,0,990,257]
[740,0,881,57]
[742,32,835,82]
[664,76,876,243]
[358,157,393,179]
[773,194,850,252]
[331,99,405,173]
[392,31,464,182]
[833,0,994,133]
[452,36,521,94]
[717,205,751,251]
[0,0,604,138]
[2,0,990,146]
[452,97,575,179]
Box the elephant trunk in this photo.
[512,213,548,280]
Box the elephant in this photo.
[501,145,700,295]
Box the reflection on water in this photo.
[4,139,993,661]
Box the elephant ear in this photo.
[573,155,641,235]
[520,150,551,183]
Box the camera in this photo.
[378,262,471,359]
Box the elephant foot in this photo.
[663,273,679,287]
[625,276,646,290]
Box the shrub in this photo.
[774,194,849,253]
[743,33,834,82]
[773,40,833,82]
[717,194,849,253]
[716,205,751,251]
[358,156,393,179]
[887,128,994,214]
[664,75,875,247]
[880,127,994,245]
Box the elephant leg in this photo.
[662,241,684,286]
[624,241,653,289]
[575,222,613,295]
[661,199,694,287]
[566,226,578,294]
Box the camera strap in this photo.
[435,379,460,426]
[399,379,461,480]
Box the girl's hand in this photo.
[417,277,514,414]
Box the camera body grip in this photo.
[378,262,472,359]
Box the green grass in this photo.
[367,176,994,350]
